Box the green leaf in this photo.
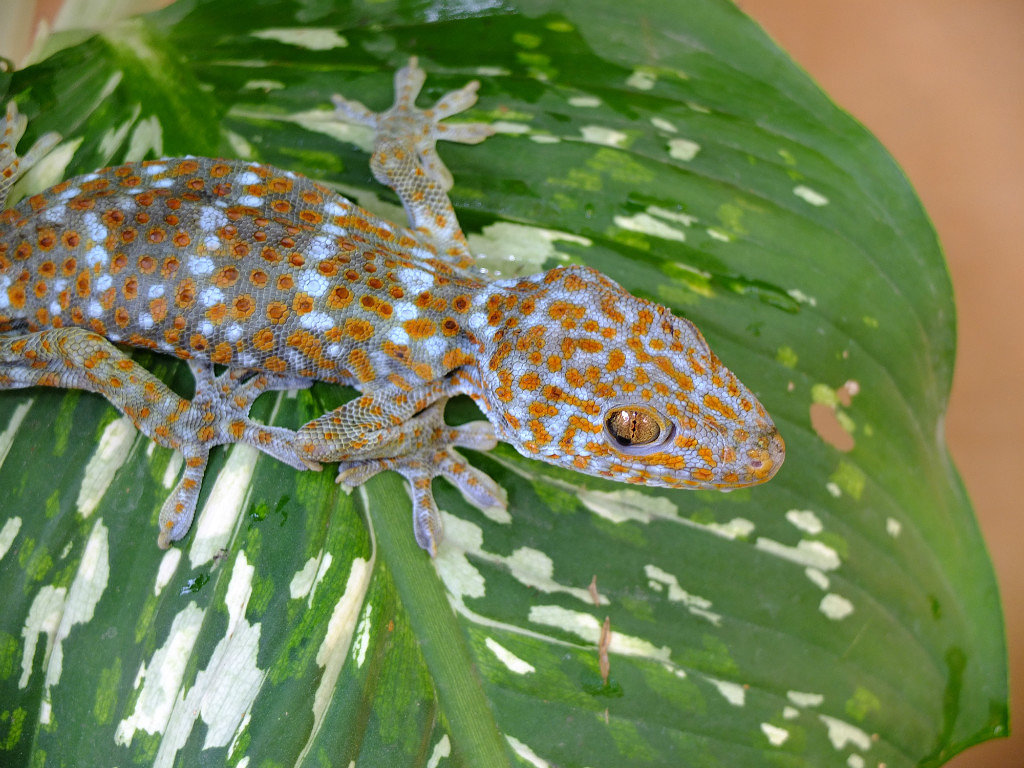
[0,1,1005,766]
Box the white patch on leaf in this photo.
[114,603,206,745]
[467,222,590,278]
[668,137,700,161]
[485,637,535,675]
[818,714,872,751]
[707,677,745,706]
[794,185,829,206]
[295,557,373,765]
[786,509,823,534]
[189,445,260,568]
[250,28,348,50]
[756,537,841,571]
[506,735,550,767]
[614,212,686,242]
[0,400,31,472]
[150,552,265,765]
[427,735,451,768]
[580,125,627,148]
[76,416,136,518]
[0,517,22,562]
[644,564,721,625]
[528,605,671,662]
[819,593,854,620]
[761,723,789,746]
[154,548,181,596]
[788,690,825,708]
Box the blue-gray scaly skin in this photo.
[0,59,783,554]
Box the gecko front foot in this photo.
[335,401,504,555]
[0,101,60,209]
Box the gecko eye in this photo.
[604,406,673,452]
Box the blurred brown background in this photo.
[3,0,1021,764]
[740,4,1023,765]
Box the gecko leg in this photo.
[0,328,316,546]
[331,57,494,269]
[295,378,505,555]
[0,101,60,209]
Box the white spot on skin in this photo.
[388,326,410,345]
[82,212,107,242]
[199,286,223,307]
[250,27,348,50]
[0,517,22,561]
[299,312,335,332]
[86,245,108,266]
[819,593,854,620]
[150,178,174,189]
[199,205,228,232]
[77,417,136,518]
[397,267,434,293]
[235,171,260,185]
[485,637,535,675]
[238,195,262,207]
[761,723,789,746]
[298,271,329,297]
[143,164,167,175]
[786,509,823,534]
[580,125,627,148]
[190,256,215,276]
[818,714,872,751]
[668,137,700,161]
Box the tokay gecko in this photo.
[0,59,784,555]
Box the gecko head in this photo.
[475,265,784,490]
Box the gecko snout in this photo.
[745,427,786,483]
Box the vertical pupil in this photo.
[606,408,661,446]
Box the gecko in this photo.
[0,59,784,555]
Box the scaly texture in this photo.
[0,59,783,554]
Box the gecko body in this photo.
[0,60,784,553]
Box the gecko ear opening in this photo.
[603,405,674,454]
